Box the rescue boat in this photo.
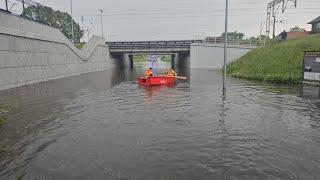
[138,76,176,86]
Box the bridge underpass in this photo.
[107,39,261,69]
[106,40,202,69]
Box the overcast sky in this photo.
[3,0,320,41]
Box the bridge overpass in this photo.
[106,40,203,68]
[106,40,203,54]
[106,39,262,69]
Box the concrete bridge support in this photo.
[171,54,176,69]
[128,55,134,69]
[176,52,190,68]
[123,54,133,69]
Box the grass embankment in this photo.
[227,35,320,84]
[0,108,9,154]
[0,144,9,154]
[0,108,6,127]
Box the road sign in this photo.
[303,51,320,81]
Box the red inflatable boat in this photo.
[138,76,176,86]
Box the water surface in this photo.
[0,67,320,180]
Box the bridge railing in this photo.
[107,40,203,50]
[204,37,265,47]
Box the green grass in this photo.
[133,55,173,62]
[227,35,320,84]
[75,42,85,49]
[0,108,7,127]
[133,55,147,62]
[161,55,172,62]
[0,144,9,154]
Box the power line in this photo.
[266,0,297,38]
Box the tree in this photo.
[221,31,245,39]
[289,26,306,32]
[22,4,83,43]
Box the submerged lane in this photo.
[0,67,320,180]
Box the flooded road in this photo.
[0,66,320,179]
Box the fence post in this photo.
[22,0,25,11]
[5,0,8,11]
[37,3,41,22]
[249,39,252,47]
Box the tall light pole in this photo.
[99,9,104,38]
[223,0,229,93]
[91,22,94,37]
[70,0,75,43]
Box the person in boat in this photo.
[145,67,153,77]
[165,68,177,77]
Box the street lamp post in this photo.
[223,0,229,93]
[91,22,94,36]
[70,0,75,43]
[99,9,104,38]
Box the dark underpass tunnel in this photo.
[111,53,189,69]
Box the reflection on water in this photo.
[0,67,320,180]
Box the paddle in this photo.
[175,76,188,80]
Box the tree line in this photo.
[22,4,83,43]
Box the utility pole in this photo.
[70,0,75,43]
[259,22,264,39]
[223,0,229,93]
[266,4,271,37]
[266,0,297,38]
[99,9,104,38]
[272,3,276,38]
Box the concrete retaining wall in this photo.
[190,43,254,69]
[0,11,115,90]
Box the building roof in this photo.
[308,16,320,24]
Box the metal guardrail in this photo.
[204,37,265,47]
[107,38,265,51]
[107,40,203,50]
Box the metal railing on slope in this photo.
[1,0,51,26]
[204,37,266,47]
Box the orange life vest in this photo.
[145,69,153,77]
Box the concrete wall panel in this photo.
[0,11,115,90]
[190,43,253,69]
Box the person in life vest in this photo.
[165,68,177,77]
[145,67,153,77]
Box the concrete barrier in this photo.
[190,43,254,69]
[0,11,115,90]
